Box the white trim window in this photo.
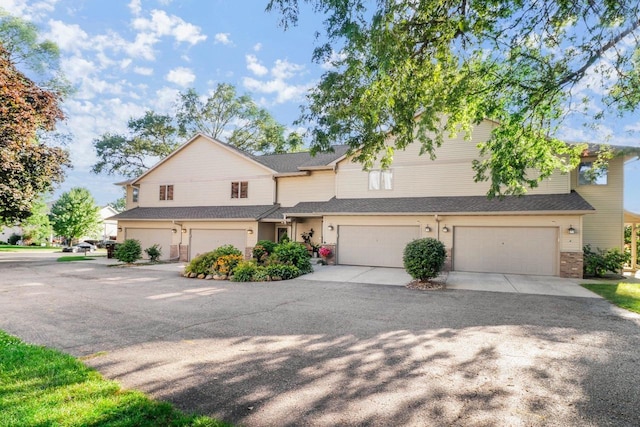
[368,169,393,190]
[578,162,607,185]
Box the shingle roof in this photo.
[254,145,350,173]
[109,205,281,221]
[286,192,594,215]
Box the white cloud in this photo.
[45,20,90,53]
[245,54,268,76]
[321,50,347,70]
[253,43,262,52]
[242,57,311,104]
[128,0,142,15]
[165,66,195,87]
[271,59,305,80]
[134,66,154,76]
[132,9,207,46]
[154,86,180,112]
[243,76,312,104]
[214,33,232,45]
[1,0,58,21]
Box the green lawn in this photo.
[57,255,97,262]
[581,282,640,314]
[0,245,60,252]
[0,330,230,427]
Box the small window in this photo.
[132,187,139,203]
[578,162,607,185]
[368,170,393,190]
[159,184,174,200]
[231,181,248,198]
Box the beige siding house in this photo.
[111,125,629,278]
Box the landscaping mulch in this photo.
[406,272,448,290]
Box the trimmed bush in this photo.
[231,260,257,282]
[184,245,243,276]
[265,264,301,280]
[252,244,268,264]
[403,238,446,281]
[114,239,142,264]
[144,244,162,262]
[274,241,312,274]
[8,234,21,245]
[583,244,626,277]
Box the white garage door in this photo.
[125,228,173,260]
[338,225,420,268]
[190,229,246,260]
[454,227,558,275]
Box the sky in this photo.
[3,0,640,212]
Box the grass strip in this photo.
[581,282,640,314]
[0,330,230,427]
[0,245,60,252]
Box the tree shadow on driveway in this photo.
[2,263,640,426]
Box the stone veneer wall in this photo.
[443,248,452,272]
[323,244,336,265]
[179,245,189,262]
[245,246,253,260]
[560,251,583,278]
[170,244,178,260]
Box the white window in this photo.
[578,162,607,185]
[132,187,139,203]
[368,170,393,190]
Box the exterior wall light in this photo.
[117,227,123,232]
[247,228,254,235]
[327,225,334,231]
[172,228,177,234]
[182,229,187,233]
[424,225,431,232]
[568,225,577,234]
[442,225,449,233]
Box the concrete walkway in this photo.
[303,265,602,298]
[89,256,614,298]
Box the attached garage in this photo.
[189,229,246,260]
[454,227,558,276]
[338,225,420,268]
[125,228,173,260]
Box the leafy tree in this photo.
[267,0,640,196]
[20,196,52,245]
[109,196,126,212]
[176,84,302,154]
[49,188,101,244]
[0,13,70,92]
[0,43,69,224]
[92,111,179,178]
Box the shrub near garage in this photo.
[114,239,142,264]
[403,238,446,281]
[274,241,312,274]
[184,245,243,276]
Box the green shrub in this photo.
[144,244,162,262]
[184,245,243,276]
[265,264,301,280]
[274,241,312,274]
[114,239,142,263]
[403,238,446,281]
[253,266,270,282]
[583,244,627,277]
[256,239,277,254]
[8,233,21,245]
[252,244,268,264]
[231,261,257,282]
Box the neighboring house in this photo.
[79,205,120,242]
[111,121,630,278]
[0,225,22,243]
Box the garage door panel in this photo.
[126,228,172,260]
[338,225,420,268]
[190,229,246,260]
[454,227,558,275]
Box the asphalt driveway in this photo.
[1,253,640,426]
